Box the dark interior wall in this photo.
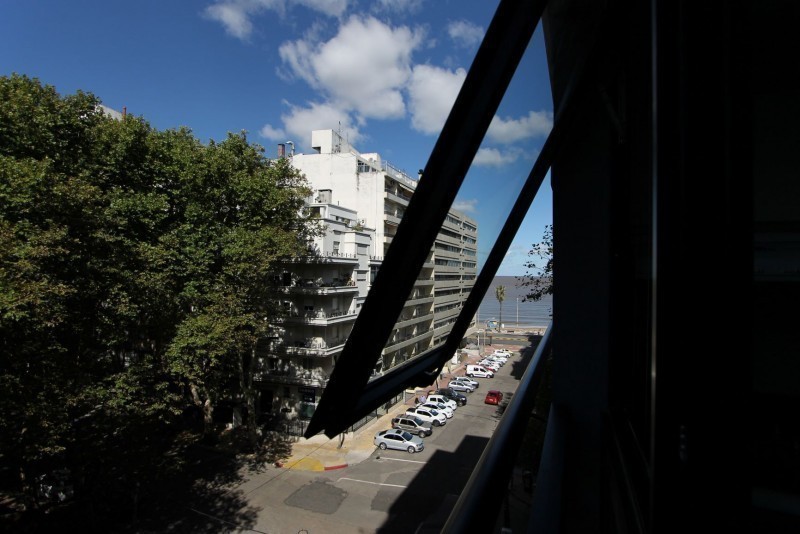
[542,0,761,532]
[543,1,615,530]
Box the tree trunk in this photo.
[190,383,214,437]
[238,347,258,450]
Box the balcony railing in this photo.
[443,323,553,532]
[255,369,331,388]
[282,309,357,324]
[267,336,348,357]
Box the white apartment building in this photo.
[258,130,477,424]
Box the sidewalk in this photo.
[277,334,534,472]
[279,356,475,472]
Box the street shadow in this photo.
[3,428,299,534]
[117,443,262,533]
[509,337,539,380]
[375,435,490,534]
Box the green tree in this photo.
[0,74,184,515]
[0,74,318,520]
[164,135,317,441]
[519,224,554,302]
[495,285,506,331]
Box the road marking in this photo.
[337,477,407,488]
[375,456,427,465]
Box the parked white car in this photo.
[478,359,501,372]
[406,406,447,426]
[426,394,458,411]
[466,364,494,378]
[421,402,454,418]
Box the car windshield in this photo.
[401,431,413,441]
[413,417,425,425]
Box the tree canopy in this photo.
[519,224,553,302]
[0,74,318,522]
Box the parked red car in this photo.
[484,390,504,405]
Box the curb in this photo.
[324,463,349,470]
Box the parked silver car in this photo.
[374,429,424,453]
[451,376,479,389]
[447,380,475,393]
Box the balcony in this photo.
[394,313,433,330]
[383,329,433,352]
[254,367,331,388]
[291,251,359,264]
[268,336,348,357]
[282,309,358,326]
[279,279,358,295]
[383,209,403,226]
[383,190,410,207]
[403,294,434,306]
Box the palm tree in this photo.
[495,285,506,331]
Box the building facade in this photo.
[258,130,477,423]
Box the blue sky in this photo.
[1,0,553,276]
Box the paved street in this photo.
[187,335,539,533]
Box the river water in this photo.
[477,275,552,328]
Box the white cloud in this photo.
[487,110,553,143]
[407,64,466,134]
[263,101,361,149]
[473,147,522,167]
[204,0,348,40]
[296,0,348,17]
[279,16,423,120]
[452,198,478,213]
[204,2,258,40]
[447,20,484,48]
[374,0,425,14]
[259,123,286,140]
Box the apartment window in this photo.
[333,241,340,254]
[439,228,461,240]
